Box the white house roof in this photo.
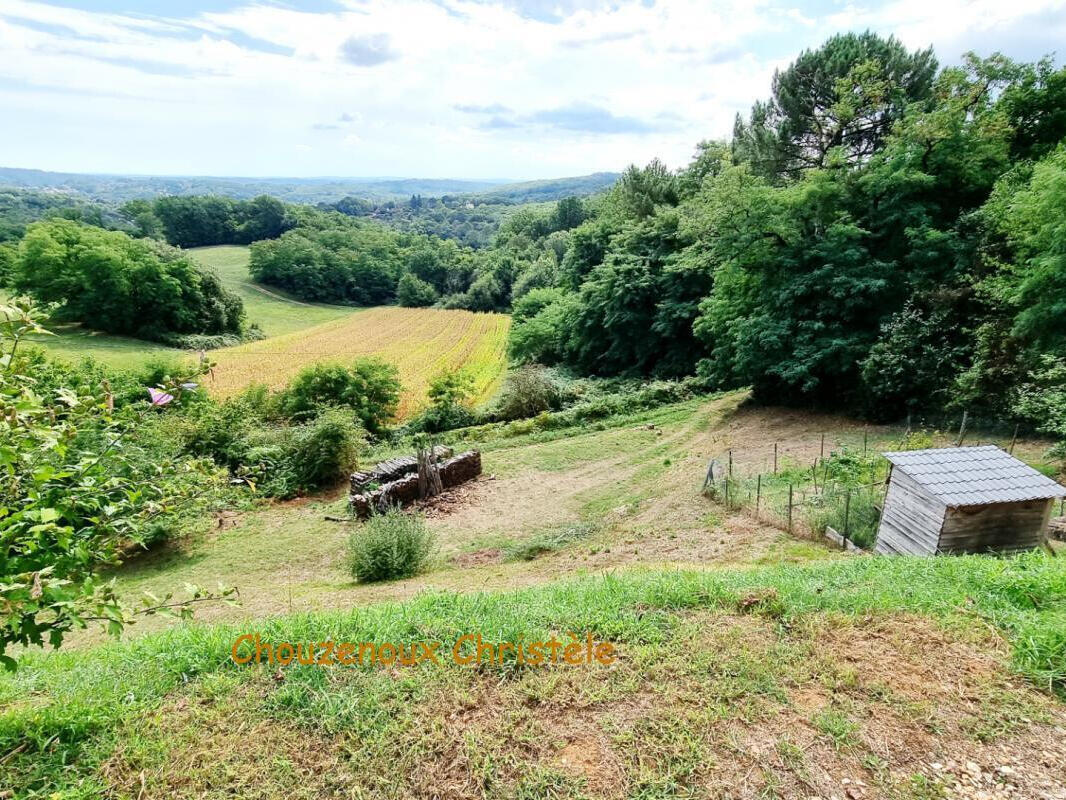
[883,445,1066,507]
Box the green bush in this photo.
[276,359,400,435]
[239,408,365,499]
[495,364,561,420]
[348,508,435,582]
[396,272,439,307]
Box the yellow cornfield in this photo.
[206,307,511,419]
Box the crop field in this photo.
[207,306,511,417]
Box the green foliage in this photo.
[253,408,366,498]
[495,364,561,421]
[347,509,434,582]
[733,31,937,179]
[396,271,439,307]
[414,369,478,433]
[13,219,245,341]
[152,194,293,248]
[275,359,401,435]
[0,300,230,666]
[1014,356,1066,458]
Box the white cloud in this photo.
[0,0,1061,179]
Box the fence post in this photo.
[756,474,761,519]
[773,442,778,474]
[956,410,969,447]
[820,433,825,461]
[724,476,730,509]
[787,484,793,533]
[843,490,851,548]
[863,428,868,456]
[1009,423,1019,455]
[728,449,733,478]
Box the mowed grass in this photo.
[207,306,511,417]
[188,245,355,337]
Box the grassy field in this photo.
[189,245,356,337]
[207,306,511,417]
[4,397,1065,798]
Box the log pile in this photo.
[350,450,482,519]
[1049,516,1066,542]
[350,445,453,493]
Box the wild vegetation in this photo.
[502,37,1066,432]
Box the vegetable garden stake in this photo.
[843,490,851,548]
[820,433,825,461]
[787,484,793,533]
[773,442,778,474]
[1009,423,1019,455]
[956,410,968,447]
[756,474,761,519]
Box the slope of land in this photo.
[207,306,511,416]
[189,245,356,337]
[5,395,1065,799]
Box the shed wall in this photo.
[937,499,1053,554]
[874,469,947,555]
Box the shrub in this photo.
[495,364,561,420]
[276,359,400,435]
[280,408,365,493]
[396,272,439,307]
[348,509,435,582]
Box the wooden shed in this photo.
[874,445,1066,556]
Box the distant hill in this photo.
[0,167,618,205]
[475,172,619,203]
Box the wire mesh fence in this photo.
[702,446,890,550]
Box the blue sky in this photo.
[1,0,1063,179]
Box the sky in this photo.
[1,0,1064,180]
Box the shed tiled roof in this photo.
[883,445,1066,507]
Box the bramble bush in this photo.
[0,300,234,667]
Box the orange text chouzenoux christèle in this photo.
[231,632,616,668]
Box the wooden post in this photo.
[1009,423,1019,455]
[820,433,825,461]
[787,484,793,533]
[956,411,969,447]
[728,449,733,478]
[843,490,851,547]
[773,442,778,474]
[756,474,762,518]
[812,463,818,491]
[724,476,730,508]
[863,428,868,456]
